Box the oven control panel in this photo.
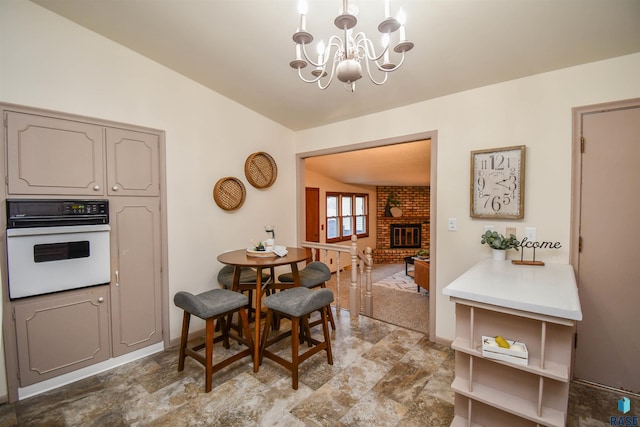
[63,202,107,215]
[6,199,109,228]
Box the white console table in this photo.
[443,259,582,427]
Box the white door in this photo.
[573,102,640,393]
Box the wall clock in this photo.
[470,145,525,219]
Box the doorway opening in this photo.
[296,131,437,340]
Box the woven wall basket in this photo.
[244,152,277,189]
[213,177,246,211]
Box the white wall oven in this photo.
[6,199,111,299]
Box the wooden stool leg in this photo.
[219,316,231,349]
[321,284,336,330]
[238,307,254,353]
[259,310,273,366]
[292,316,300,390]
[301,316,312,348]
[321,307,333,365]
[178,311,191,371]
[205,317,215,393]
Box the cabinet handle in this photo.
[93,185,100,191]
[112,185,119,191]
[98,297,104,303]
[115,270,119,287]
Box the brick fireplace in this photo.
[374,186,430,264]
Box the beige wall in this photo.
[2,1,640,356]
[0,1,297,344]
[296,53,640,341]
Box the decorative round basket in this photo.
[213,177,246,211]
[244,152,277,189]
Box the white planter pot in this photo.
[492,249,506,261]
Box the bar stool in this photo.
[174,288,254,392]
[259,287,334,389]
[277,261,336,330]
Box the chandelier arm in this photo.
[374,52,406,72]
[361,53,389,86]
[299,43,323,68]
[316,59,338,90]
[296,66,324,84]
[356,33,388,63]
[299,35,344,68]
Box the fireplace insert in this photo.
[390,224,422,248]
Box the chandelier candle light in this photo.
[290,0,414,91]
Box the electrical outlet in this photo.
[484,225,494,232]
[506,226,516,237]
[448,218,457,231]
[526,227,537,242]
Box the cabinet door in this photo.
[110,198,162,357]
[106,128,160,196]
[6,112,105,195]
[14,286,110,386]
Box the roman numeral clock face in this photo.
[470,146,525,219]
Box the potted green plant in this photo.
[481,230,519,260]
[415,249,429,259]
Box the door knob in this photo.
[97,297,104,303]
[93,185,100,191]
[112,185,119,191]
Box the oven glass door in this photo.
[6,224,111,299]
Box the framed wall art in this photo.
[470,145,525,219]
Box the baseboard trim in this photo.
[18,342,164,400]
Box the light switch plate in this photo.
[525,227,537,242]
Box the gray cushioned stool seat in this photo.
[277,261,335,330]
[278,261,330,287]
[217,265,270,289]
[264,287,333,317]
[174,289,248,319]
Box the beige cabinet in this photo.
[109,198,163,357]
[3,107,165,395]
[6,112,105,196]
[5,113,160,198]
[106,128,160,197]
[444,260,581,427]
[13,286,110,387]
[450,302,575,427]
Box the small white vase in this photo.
[492,249,506,261]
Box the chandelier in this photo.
[290,0,414,91]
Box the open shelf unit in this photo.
[449,299,576,427]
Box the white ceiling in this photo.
[305,139,431,186]
[31,0,640,133]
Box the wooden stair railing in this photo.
[300,235,373,317]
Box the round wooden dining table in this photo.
[216,247,310,371]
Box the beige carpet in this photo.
[325,263,429,335]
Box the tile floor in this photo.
[0,307,636,426]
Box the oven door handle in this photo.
[6,224,110,236]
